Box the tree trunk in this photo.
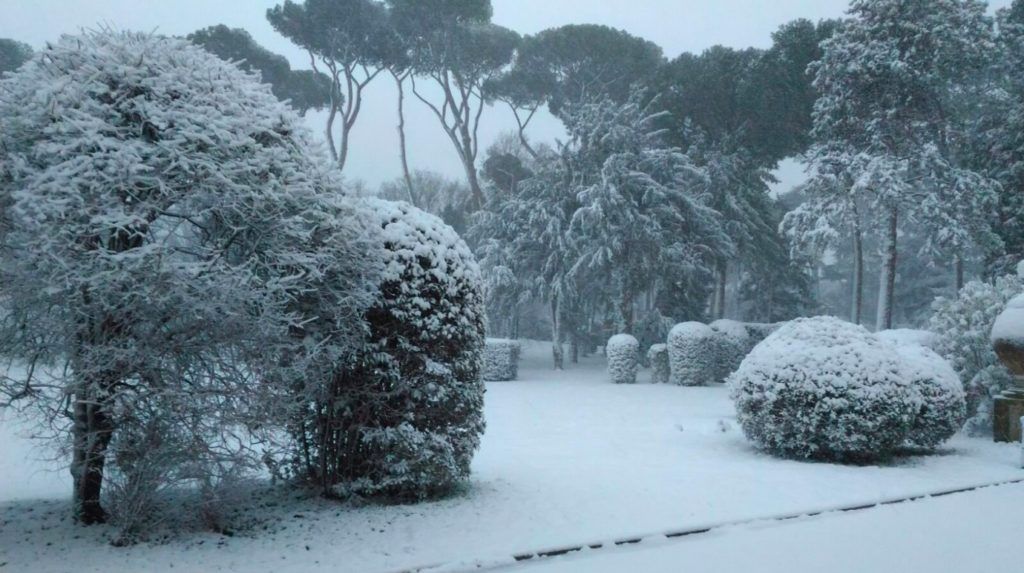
[70,388,114,525]
[715,260,727,320]
[570,332,579,364]
[851,225,864,325]
[954,255,965,293]
[620,290,635,334]
[876,207,898,331]
[550,295,564,370]
[394,72,416,207]
[462,155,484,210]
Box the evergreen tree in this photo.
[803,0,998,330]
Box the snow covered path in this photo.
[1,340,1022,572]
[514,481,1024,573]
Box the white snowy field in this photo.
[518,481,1024,573]
[1,340,1022,573]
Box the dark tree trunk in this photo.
[394,72,416,207]
[462,155,484,210]
[955,255,965,293]
[851,225,864,325]
[71,388,114,525]
[876,207,898,331]
[715,260,727,320]
[620,291,635,334]
[550,294,563,370]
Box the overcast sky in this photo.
[1,1,1013,192]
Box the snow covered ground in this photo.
[519,481,1024,573]
[1,340,1022,572]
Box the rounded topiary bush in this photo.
[709,319,750,383]
[483,338,520,381]
[607,334,640,384]
[326,198,486,500]
[668,322,716,386]
[894,343,966,449]
[647,343,670,384]
[728,316,917,463]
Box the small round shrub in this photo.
[483,338,521,381]
[607,334,640,384]
[647,343,670,384]
[728,316,917,463]
[668,322,716,386]
[894,343,966,449]
[324,198,486,500]
[709,319,751,382]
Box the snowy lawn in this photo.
[1,340,1022,572]
[518,481,1024,573]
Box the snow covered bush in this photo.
[709,319,750,382]
[878,329,938,350]
[607,334,640,384]
[668,322,717,386]
[634,309,674,366]
[892,344,966,449]
[930,274,1022,435]
[647,343,670,384]
[0,31,373,527]
[483,338,520,381]
[728,317,917,462]
[303,198,486,501]
[744,322,782,352]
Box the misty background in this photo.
[1,0,899,192]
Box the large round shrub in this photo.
[668,322,716,386]
[729,317,917,462]
[893,344,966,449]
[607,334,640,384]
[324,199,486,500]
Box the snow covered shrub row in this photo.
[483,338,520,381]
[607,334,640,384]
[647,343,670,384]
[311,199,487,501]
[729,317,968,463]
[729,317,918,463]
[709,319,750,382]
[668,322,717,386]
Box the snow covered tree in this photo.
[807,0,999,330]
[268,0,398,169]
[0,31,373,526]
[960,0,1024,277]
[489,24,663,152]
[389,0,519,207]
[292,199,486,500]
[567,94,730,333]
[188,24,331,115]
[0,38,32,74]
[929,274,1022,434]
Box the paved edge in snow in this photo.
[384,477,1024,573]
